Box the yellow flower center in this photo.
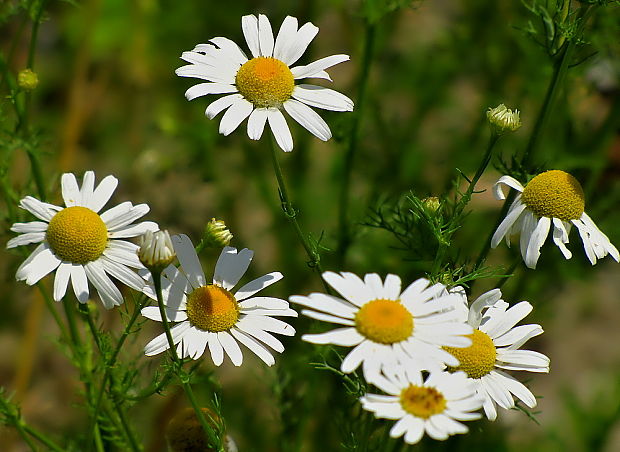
[46,206,108,264]
[354,299,413,344]
[185,285,239,332]
[521,170,585,221]
[235,57,295,108]
[400,385,447,419]
[444,329,497,379]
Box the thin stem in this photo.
[269,139,330,291]
[336,20,376,266]
[21,423,64,452]
[152,271,222,451]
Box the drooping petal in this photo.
[283,99,331,141]
[267,108,293,152]
[292,84,354,112]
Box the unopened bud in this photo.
[421,196,441,213]
[138,230,176,272]
[487,104,521,134]
[201,218,233,249]
[17,68,39,91]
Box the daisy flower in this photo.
[491,170,619,269]
[289,272,473,384]
[443,289,550,421]
[176,14,354,152]
[142,234,297,366]
[361,368,482,444]
[6,171,158,308]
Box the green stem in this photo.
[21,423,65,452]
[152,271,222,451]
[336,20,376,266]
[269,139,330,291]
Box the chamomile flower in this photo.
[6,171,158,308]
[491,171,619,268]
[289,272,473,384]
[361,368,482,444]
[176,14,354,152]
[142,234,296,366]
[443,289,550,421]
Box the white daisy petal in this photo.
[105,203,150,231]
[10,221,48,233]
[491,202,526,248]
[551,218,572,259]
[214,246,253,290]
[61,173,81,207]
[172,234,206,289]
[207,333,225,366]
[175,64,236,84]
[19,196,61,222]
[209,37,248,65]
[341,342,370,373]
[289,293,356,318]
[239,296,289,310]
[141,306,188,322]
[53,263,72,301]
[321,271,373,306]
[17,247,61,285]
[230,328,275,366]
[247,108,269,140]
[292,84,354,112]
[217,331,243,366]
[300,310,354,326]
[234,272,283,301]
[525,216,551,269]
[242,315,296,336]
[301,328,364,346]
[108,221,158,239]
[273,16,298,62]
[7,232,46,248]
[185,82,238,100]
[241,14,260,58]
[83,260,123,309]
[205,93,243,119]
[100,257,144,292]
[492,370,537,407]
[144,322,191,356]
[219,97,254,136]
[283,22,319,66]
[283,99,331,141]
[70,264,89,303]
[493,175,524,200]
[267,108,293,152]
[88,175,119,213]
[519,210,538,263]
[236,323,284,352]
[290,54,350,79]
[257,14,275,57]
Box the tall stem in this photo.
[336,20,376,266]
[269,139,330,291]
[152,271,223,451]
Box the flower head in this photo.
[290,272,473,384]
[7,171,158,308]
[491,171,619,268]
[142,234,297,366]
[176,14,354,152]
[487,104,521,134]
[138,230,176,272]
[361,368,482,444]
[443,288,550,421]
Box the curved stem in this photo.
[269,139,330,291]
[336,20,376,266]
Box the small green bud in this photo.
[421,196,441,213]
[486,104,521,134]
[201,218,233,249]
[17,68,39,91]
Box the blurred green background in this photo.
[1,0,620,450]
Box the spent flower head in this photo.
[176,14,353,152]
[491,171,619,268]
[138,230,176,272]
[487,104,521,134]
[202,218,233,249]
[17,68,39,91]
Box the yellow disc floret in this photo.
[521,170,585,221]
[354,299,413,344]
[235,57,295,108]
[444,329,497,379]
[46,206,108,264]
[400,385,447,419]
[186,285,239,332]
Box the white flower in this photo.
[491,170,619,269]
[142,234,297,366]
[176,14,354,152]
[443,289,550,421]
[361,368,482,445]
[6,171,158,308]
[289,272,473,384]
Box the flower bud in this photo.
[421,196,441,213]
[201,218,233,249]
[17,68,39,91]
[137,230,176,272]
[486,104,521,134]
